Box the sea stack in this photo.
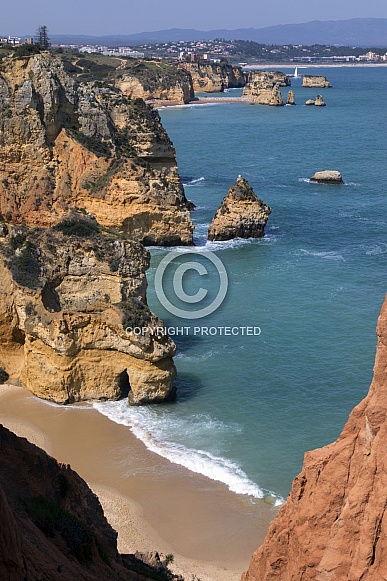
[208,176,271,241]
[243,71,289,106]
[286,90,295,105]
[242,296,387,580]
[310,170,344,184]
[306,95,326,106]
[302,74,332,88]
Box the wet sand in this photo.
[0,384,277,581]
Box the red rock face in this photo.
[242,294,387,581]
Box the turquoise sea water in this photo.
[94,67,387,503]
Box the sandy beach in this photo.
[0,384,277,581]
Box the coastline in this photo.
[0,384,277,581]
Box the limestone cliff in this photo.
[0,218,176,405]
[178,62,246,92]
[242,295,387,581]
[208,176,271,241]
[115,61,194,104]
[0,53,194,246]
[243,71,289,106]
[302,75,332,88]
[0,424,181,580]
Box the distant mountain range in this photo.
[48,18,387,47]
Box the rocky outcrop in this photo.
[178,62,246,92]
[310,170,344,184]
[208,176,271,241]
[0,424,181,580]
[0,219,176,405]
[115,62,194,104]
[242,296,387,581]
[302,74,332,88]
[306,94,326,107]
[286,90,295,105]
[243,71,289,106]
[0,53,194,246]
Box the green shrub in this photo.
[53,218,100,237]
[9,243,41,289]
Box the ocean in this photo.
[94,66,387,504]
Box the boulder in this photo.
[310,170,344,184]
[208,176,271,241]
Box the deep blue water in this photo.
[95,67,387,502]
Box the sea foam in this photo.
[92,400,283,505]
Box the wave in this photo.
[148,233,279,255]
[183,177,205,186]
[92,400,283,505]
[298,177,360,187]
[366,243,387,256]
[297,249,345,261]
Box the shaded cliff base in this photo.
[0,384,277,581]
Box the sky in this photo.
[2,0,387,36]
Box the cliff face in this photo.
[208,176,271,241]
[242,295,387,581]
[302,75,332,88]
[243,71,289,106]
[178,62,246,92]
[0,424,180,581]
[0,219,176,404]
[115,62,194,104]
[0,53,194,246]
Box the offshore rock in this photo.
[242,296,387,581]
[0,220,176,405]
[243,71,289,105]
[208,176,271,241]
[178,61,246,92]
[286,90,295,105]
[310,170,344,184]
[0,53,194,246]
[302,74,332,88]
[305,94,326,106]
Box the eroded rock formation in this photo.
[242,296,387,581]
[0,53,194,246]
[302,75,332,88]
[115,63,194,104]
[286,90,295,105]
[178,62,246,92]
[306,94,326,107]
[0,218,176,405]
[310,170,344,184]
[0,424,181,580]
[243,71,289,106]
[208,176,271,241]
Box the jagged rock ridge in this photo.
[0,53,194,246]
[0,218,176,405]
[0,423,181,580]
[242,295,387,581]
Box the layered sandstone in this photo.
[310,170,344,184]
[243,71,289,106]
[302,74,332,88]
[286,90,295,105]
[0,219,176,405]
[115,62,194,104]
[0,53,194,246]
[0,424,181,580]
[242,296,387,581]
[208,176,271,241]
[178,62,246,92]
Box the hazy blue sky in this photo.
[2,0,387,35]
